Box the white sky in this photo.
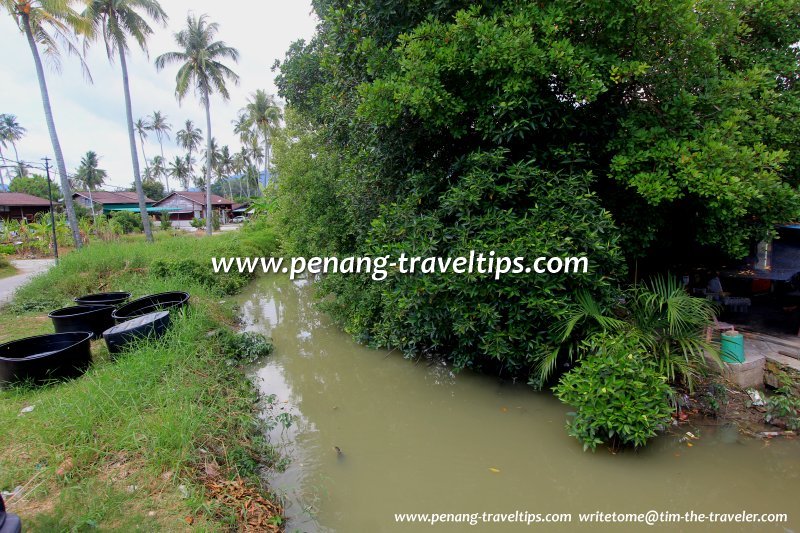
[0,0,317,189]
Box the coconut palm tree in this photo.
[0,113,26,190]
[149,154,165,186]
[82,0,167,243]
[175,119,201,185]
[218,144,234,199]
[168,155,190,190]
[148,110,170,192]
[1,0,91,247]
[242,89,281,188]
[155,14,239,236]
[75,150,106,221]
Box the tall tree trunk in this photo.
[187,146,192,188]
[0,146,7,190]
[203,90,213,236]
[118,46,153,242]
[22,14,82,248]
[263,128,269,191]
[159,138,169,193]
[88,188,97,224]
[138,132,150,178]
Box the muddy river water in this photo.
[238,275,799,532]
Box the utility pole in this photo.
[43,157,59,264]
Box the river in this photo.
[238,275,800,532]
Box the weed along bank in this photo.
[2,0,800,531]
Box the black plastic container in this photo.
[74,291,131,306]
[1,493,22,533]
[111,292,189,322]
[103,311,171,355]
[48,304,115,339]
[0,332,92,386]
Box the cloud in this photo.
[0,1,317,190]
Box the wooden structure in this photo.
[153,191,233,227]
[0,192,52,221]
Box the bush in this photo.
[110,211,143,234]
[0,254,10,270]
[189,214,221,231]
[151,257,249,295]
[554,333,675,451]
[159,212,172,230]
[319,152,625,376]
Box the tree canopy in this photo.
[273,0,800,378]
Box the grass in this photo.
[0,225,283,531]
[0,254,16,279]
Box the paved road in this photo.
[0,259,56,308]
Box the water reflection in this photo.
[239,276,800,532]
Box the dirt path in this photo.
[0,259,55,308]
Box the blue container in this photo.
[721,331,745,364]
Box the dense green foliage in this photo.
[320,151,624,373]
[281,0,800,258]
[270,0,800,378]
[8,174,60,200]
[555,334,675,450]
[110,210,143,233]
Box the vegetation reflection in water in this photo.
[239,275,800,532]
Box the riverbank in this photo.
[0,228,285,530]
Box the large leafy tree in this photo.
[155,14,239,236]
[83,0,168,243]
[1,0,90,247]
[274,0,800,378]
[0,113,26,190]
[9,173,61,200]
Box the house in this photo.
[0,192,52,222]
[72,191,155,214]
[153,191,233,227]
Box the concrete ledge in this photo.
[715,350,766,389]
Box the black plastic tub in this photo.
[111,292,189,322]
[74,291,131,306]
[103,311,171,355]
[0,332,92,386]
[48,304,115,339]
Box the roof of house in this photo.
[154,191,233,207]
[0,192,52,207]
[73,191,155,204]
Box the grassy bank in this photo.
[0,254,15,279]
[0,227,283,530]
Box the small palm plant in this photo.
[540,274,720,391]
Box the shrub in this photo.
[189,214,221,231]
[213,330,274,365]
[0,254,10,270]
[0,245,14,255]
[151,258,248,295]
[110,211,143,234]
[319,152,625,376]
[554,333,675,451]
[159,212,173,230]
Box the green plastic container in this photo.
[721,331,745,364]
